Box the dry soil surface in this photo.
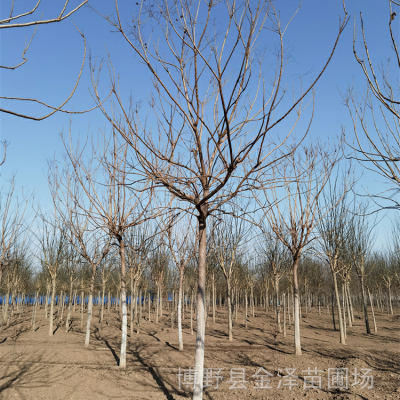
[0,304,399,400]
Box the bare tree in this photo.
[61,131,166,367]
[49,158,111,346]
[36,219,65,336]
[90,1,348,396]
[258,235,289,333]
[253,143,343,355]
[212,214,247,341]
[0,175,30,288]
[347,205,376,334]
[317,174,353,344]
[162,212,196,350]
[345,0,400,209]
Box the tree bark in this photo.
[66,281,73,332]
[367,287,377,333]
[119,239,128,368]
[227,281,233,341]
[178,269,184,351]
[193,215,206,400]
[84,271,95,348]
[49,277,56,336]
[293,258,301,355]
[360,276,371,334]
[333,273,345,344]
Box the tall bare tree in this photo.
[162,212,196,350]
[317,174,353,344]
[61,131,165,367]
[90,1,348,395]
[0,175,30,287]
[36,219,65,336]
[347,205,376,334]
[345,0,400,209]
[212,214,247,341]
[253,143,344,355]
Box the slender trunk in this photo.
[44,288,49,318]
[283,293,286,338]
[80,291,84,326]
[160,287,163,321]
[359,275,371,334]
[293,257,301,355]
[178,269,184,351]
[107,291,111,324]
[275,275,281,333]
[101,284,106,324]
[245,289,248,330]
[66,281,73,332]
[137,290,142,334]
[130,278,134,337]
[212,278,215,325]
[347,282,354,323]
[251,286,254,317]
[288,291,291,329]
[227,281,233,341]
[367,288,377,333]
[193,215,207,400]
[190,289,194,336]
[333,273,345,344]
[119,239,128,368]
[84,271,95,348]
[32,291,38,331]
[344,283,352,328]
[73,290,77,313]
[331,292,336,330]
[60,292,65,321]
[388,284,393,315]
[156,285,159,324]
[148,293,151,322]
[49,278,56,336]
[342,284,347,339]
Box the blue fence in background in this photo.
[0,293,178,306]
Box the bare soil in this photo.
[0,303,399,400]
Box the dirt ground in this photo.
[0,302,399,400]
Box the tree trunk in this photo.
[49,277,56,336]
[156,286,159,324]
[137,290,142,334]
[178,269,184,351]
[245,289,248,330]
[283,293,286,338]
[84,270,95,348]
[130,278,135,337]
[66,281,73,332]
[212,278,215,325]
[346,283,354,322]
[32,291,38,332]
[119,239,128,368]
[193,215,206,400]
[333,273,345,344]
[101,284,106,325]
[359,275,371,334]
[293,257,301,355]
[227,281,233,341]
[190,289,194,336]
[387,283,393,315]
[367,287,377,333]
[331,292,336,330]
[275,275,281,333]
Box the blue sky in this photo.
[0,0,398,251]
